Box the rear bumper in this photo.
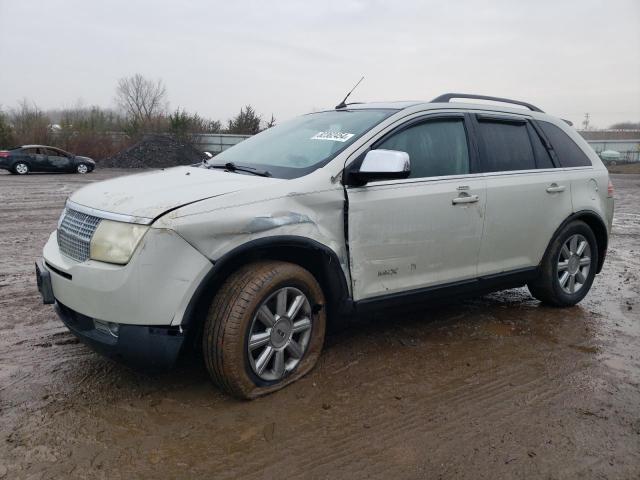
[54,301,186,369]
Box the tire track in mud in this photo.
[2,171,640,480]
[214,353,584,479]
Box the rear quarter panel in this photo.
[554,121,613,232]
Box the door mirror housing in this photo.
[345,149,411,186]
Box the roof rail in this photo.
[431,93,544,113]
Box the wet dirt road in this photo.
[1,170,639,479]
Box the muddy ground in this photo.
[0,169,638,479]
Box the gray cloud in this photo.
[0,0,638,128]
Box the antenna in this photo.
[335,76,364,109]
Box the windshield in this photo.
[207,109,395,179]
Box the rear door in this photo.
[19,148,38,167]
[473,114,572,276]
[346,113,486,301]
[32,148,49,171]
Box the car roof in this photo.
[341,99,566,125]
[345,100,539,115]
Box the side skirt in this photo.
[354,267,539,314]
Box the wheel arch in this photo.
[180,235,352,348]
[544,210,608,274]
[12,158,31,172]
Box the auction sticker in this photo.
[311,131,355,142]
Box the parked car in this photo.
[35,93,614,399]
[0,145,95,174]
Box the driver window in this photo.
[46,148,61,157]
[377,119,470,178]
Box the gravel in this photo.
[99,134,206,168]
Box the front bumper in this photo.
[42,227,212,327]
[54,301,185,369]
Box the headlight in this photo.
[89,220,148,265]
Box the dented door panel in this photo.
[346,176,486,301]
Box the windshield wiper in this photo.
[207,162,271,177]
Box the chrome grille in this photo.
[57,208,102,262]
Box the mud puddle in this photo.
[1,170,638,479]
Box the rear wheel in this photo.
[14,162,29,175]
[76,164,89,174]
[528,220,598,307]
[203,261,326,399]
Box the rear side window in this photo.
[528,125,554,169]
[477,120,536,172]
[538,121,592,167]
[376,118,470,178]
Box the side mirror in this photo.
[345,149,411,186]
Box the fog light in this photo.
[94,319,120,338]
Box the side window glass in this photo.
[537,121,592,167]
[527,124,554,169]
[377,119,470,178]
[477,119,536,172]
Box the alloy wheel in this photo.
[15,163,28,174]
[247,287,313,381]
[557,233,591,294]
[77,164,88,174]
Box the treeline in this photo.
[0,74,275,159]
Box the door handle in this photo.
[546,183,566,193]
[452,193,479,205]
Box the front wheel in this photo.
[528,220,598,307]
[14,162,29,175]
[203,261,326,399]
[76,164,89,174]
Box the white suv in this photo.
[36,94,614,398]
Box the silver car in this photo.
[36,93,614,398]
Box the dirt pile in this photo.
[99,134,206,168]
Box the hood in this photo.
[70,166,281,220]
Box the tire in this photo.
[203,261,326,399]
[76,164,89,174]
[13,162,29,175]
[528,220,598,307]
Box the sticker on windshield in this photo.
[311,131,355,142]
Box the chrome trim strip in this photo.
[66,200,154,225]
[349,165,597,188]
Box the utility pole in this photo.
[582,113,591,131]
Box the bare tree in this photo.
[0,105,16,147]
[264,114,276,129]
[115,74,167,127]
[10,99,50,145]
[608,121,640,130]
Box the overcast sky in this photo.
[1,0,639,128]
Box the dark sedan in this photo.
[0,145,95,174]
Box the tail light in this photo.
[607,179,614,198]
[0,151,9,158]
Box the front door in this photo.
[346,115,486,301]
[45,148,72,171]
